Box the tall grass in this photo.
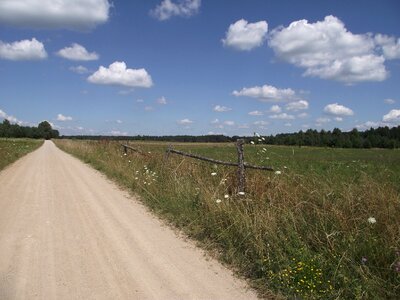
[55,139,400,299]
[0,138,43,171]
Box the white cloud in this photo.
[355,121,381,130]
[233,84,296,102]
[57,43,98,61]
[210,118,219,124]
[110,130,127,136]
[238,124,250,129]
[334,117,343,122]
[382,109,400,123]
[0,0,110,31]
[150,0,201,21]
[269,113,295,120]
[222,19,268,51]
[88,61,153,88]
[268,15,388,83]
[375,34,400,60]
[116,120,123,124]
[57,114,73,121]
[177,118,193,125]
[253,120,269,128]
[269,105,282,113]
[213,105,232,112]
[384,98,396,105]
[297,112,308,118]
[316,117,331,123]
[324,103,354,116]
[223,120,235,126]
[157,96,167,105]
[0,109,24,125]
[248,110,263,116]
[69,65,89,74]
[285,100,309,111]
[284,123,292,127]
[0,38,47,60]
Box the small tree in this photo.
[38,121,54,140]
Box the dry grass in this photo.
[55,139,400,299]
[0,138,43,171]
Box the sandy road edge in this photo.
[52,141,266,299]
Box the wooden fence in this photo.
[121,139,274,194]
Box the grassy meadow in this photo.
[55,139,400,299]
[0,138,43,171]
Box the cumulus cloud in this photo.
[0,38,47,60]
[177,118,193,125]
[213,105,232,112]
[382,109,400,123]
[384,98,396,105]
[222,19,268,51]
[157,96,167,105]
[57,114,73,121]
[253,120,269,128]
[223,120,235,126]
[268,105,282,113]
[69,65,90,74]
[0,0,110,31]
[285,100,309,111]
[57,43,99,61]
[268,15,389,83]
[0,109,24,125]
[355,121,381,130]
[316,117,331,124]
[297,112,308,118]
[150,0,201,21]
[233,84,296,102]
[248,110,263,116]
[324,103,354,116]
[375,34,400,60]
[269,113,295,120]
[88,61,153,88]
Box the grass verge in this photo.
[55,139,400,299]
[0,138,43,171]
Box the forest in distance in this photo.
[1,118,400,149]
[62,126,400,149]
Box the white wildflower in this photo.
[211,172,217,176]
[216,199,222,204]
[224,194,229,199]
[238,191,245,196]
[367,217,376,224]
[275,171,282,175]
[250,141,255,145]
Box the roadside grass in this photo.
[0,138,43,171]
[55,139,400,299]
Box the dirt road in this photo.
[0,141,257,299]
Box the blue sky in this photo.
[0,0,400,136]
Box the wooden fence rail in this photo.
[121,139,274,194]
[166,139,274,194]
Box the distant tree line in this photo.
[0,119,59,140]
[61,125,400,149]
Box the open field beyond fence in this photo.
[55,139,400,299]
[0,139,43,171]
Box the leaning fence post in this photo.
[236,139,245,194]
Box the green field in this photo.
[0,139,43,171]
[55,139,400,299]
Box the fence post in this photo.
[236,139,245,194]
[123,145,127,155]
